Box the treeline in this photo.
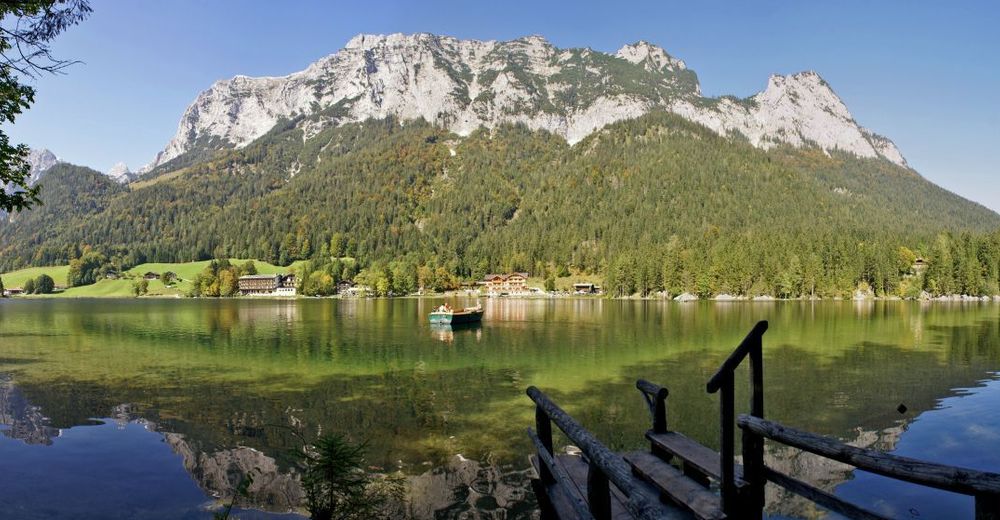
[604,231,1000,298]
[2,113,1000,298]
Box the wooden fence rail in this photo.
[527,386,673,520]
[528,320,1000,520]
[739,414,1000,519]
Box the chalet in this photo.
[238,274,297,296]
[573,282,599,294]
[337,280,355,294]
[3,287,24,296]
[343,285,374,297]
[105,270,119,280]
[479,272,530,295]
[276,274,297,296]
[912,257,929,273]
[143,272,160,281]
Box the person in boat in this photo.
[437,303,452,313]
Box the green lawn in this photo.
[2,257,353,298]
[0,265,71,288]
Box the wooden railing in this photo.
[707,320,1000,520]
[739,415,1000,520]
[636,379,669,435]
[526,386,671,520]
[705,320,768,515]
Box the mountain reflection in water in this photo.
[0,299,998,518]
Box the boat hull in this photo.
[429,309,484,325]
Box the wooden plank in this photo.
[739,415,1000,496]
[624,451,725,520]
[529,430,595,520]
[557,453,641,520]
[561,454,693,520]
[763,466,889,520]
[647,431,743,482]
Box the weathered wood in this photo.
[748,335,763,419]
[739,415,1000,496]
[528,429,595,520]
[975,493,1000,520]
[537,403,555,484]
[558,453,688,520]
[718,372,736,516]
[589,459,612,520]
[624,451,726,520]
[763,466,889,520]
[706,320,768,393]
[740,422,765,518]
[646,430,743,482]
[527,386,677,520]
[636,379,669,434]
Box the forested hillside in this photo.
[2,112,999,298]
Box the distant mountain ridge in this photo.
[144,33,907,172]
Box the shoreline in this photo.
[5,293,1000,303]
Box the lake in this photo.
[1,298,999,519]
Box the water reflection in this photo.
[0,299,998,518]
[429,323,483,344]
[0,374,60,445]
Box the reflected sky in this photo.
[0,299,998,518]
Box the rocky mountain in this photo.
[145,33,906,172]
[106,162,135,183]
[26,148,61,185]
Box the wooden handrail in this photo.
[526,386,671,520]
[739,415,1000,496]
[706,320,768,393]
[636,379,668,434]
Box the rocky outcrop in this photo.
[146,33,908,171]
[671,72,907,166]
[25,148,61,185]
[106,162,135,183]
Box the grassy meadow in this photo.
[0,259,304,298]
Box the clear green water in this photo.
[1,298,999,518]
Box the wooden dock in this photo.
[527,321,1000,520]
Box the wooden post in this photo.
[749,335,764,419]
[742,422,765,518]
[588,459,612,520]
[719,371,736,515]
[636,379,669,434]
[654,392,667,434]
[536,403,554,484]
[976,493,1000,520]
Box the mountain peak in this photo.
[616,41,686,72]
[106,162,133,183]
[145,32,906,171]
[26,148,61,185]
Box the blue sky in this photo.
[11,0,1000,211]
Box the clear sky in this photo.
[10,0,1000,211]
